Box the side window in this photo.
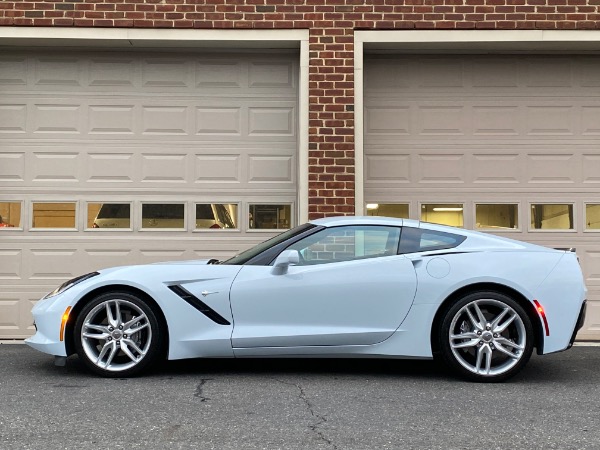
[399,227,466,254]
[286,225,401,266]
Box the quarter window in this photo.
[286,225,401,266]
[399,227,466,254]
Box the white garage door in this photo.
[0,49,298,338]
[364,54,600,340]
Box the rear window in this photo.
[399,227,466,254]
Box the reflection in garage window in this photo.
[88,203,131,229]
[476,204,518,230]
[0,202,21,228]
[421,204,463,227]
[195,204,238,229]
[249,204,291,230]
[531,204,573,230]
[585,204,600,230]
[142,203,185,229]
[32,202,76,229]
[365,203,409,219]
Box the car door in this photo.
[229,225,418,348]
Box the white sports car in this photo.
[26,216,587,382]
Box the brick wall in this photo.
[1,0,599,219]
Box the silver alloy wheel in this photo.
[448,299,527,377]
[80,298,152,372]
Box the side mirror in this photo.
[271,249,300,275]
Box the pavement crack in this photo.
[277,379,338,449]
[193,378,213,402]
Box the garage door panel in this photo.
[365,54,600,339]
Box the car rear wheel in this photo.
[74,291,163,377]
[439,291,534,382]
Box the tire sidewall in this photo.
[73,291,162,377]
[439,291,534,382]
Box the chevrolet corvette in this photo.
[26,216,587,381]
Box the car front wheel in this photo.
[74,291,163,377]
[439,291,534,382]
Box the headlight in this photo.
[44,272,100,299]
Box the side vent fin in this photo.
[168,285,231,326]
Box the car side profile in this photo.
[26,216,587,382]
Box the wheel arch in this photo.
[64,284,170,358]
[429,282,544,356]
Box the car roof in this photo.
[310,216,420,228]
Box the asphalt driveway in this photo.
[0,343,598,450]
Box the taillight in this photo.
[533,300,550,336]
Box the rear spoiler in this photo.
[554,247,579,264]
[554,248,576,253]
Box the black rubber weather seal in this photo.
[168,285,231,326]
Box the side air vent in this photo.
[168,285,231,326]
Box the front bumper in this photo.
[567,300,587,349]
[24,294,69,357]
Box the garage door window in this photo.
[0,202,21,229]
[142,203,185,230]
[195,203,238,230]
[249,204,291,230]
[87,203,131,229]
[32,202,76,229]
[475,204,519,230]
[421,204,464,227]
[366,203,409,219]
[585,204,600,230]
[530,204,574,230]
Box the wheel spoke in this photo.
[106,302,117,328]
[472,302,488,328]
[490,307,510,330]
[123,313,148,330]
[82,332,108,340]
[494,312,517,333]
[494,341,520,359]
[451,331,479,340]
[465,306,483,331]
[451,338,480,349]
[124,321,149,335]
[475,345,493,375]
[120,341,138,362]
[114,300,123,327]
[495,336,524,351]
[104,342,118,367]
[123,338,145,356]
[96,341,112,365]
[84,323,109,334]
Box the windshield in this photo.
[221,223,316,265]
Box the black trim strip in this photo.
[168,285,231,326]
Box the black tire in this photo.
[438,291,534,382]
[73,291,164,377]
